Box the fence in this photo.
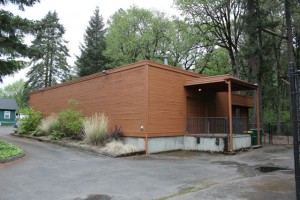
[186,117,228,135]
[186,117,258,136]
[186,117,293,145]
[263,123,292,145]
[289,62,300,199]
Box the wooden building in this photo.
[0,98,18,126]
[30,61,260,153]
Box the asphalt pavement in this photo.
[0,127,296,200]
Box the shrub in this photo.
[53,109,84,139]
[50,130,63,140]
[83,113,109,145]
[18,108,42,135]
[102,140,137,155]
[34,114,58,136]
[110,126,124,142]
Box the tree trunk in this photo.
[228,47,240,78]
[285,0,295,64]
[245,0,262,125]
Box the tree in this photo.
[104,7,171,67]
[196,47,232,75]
[76,7,108,77]
[26,11,70,89]
[0,0,39,81]
[164,19,215,70]
[175,0,244,78]
[0,79,26,108]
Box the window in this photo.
[4,111,10,119]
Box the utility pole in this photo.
[285,0,300,199]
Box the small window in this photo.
[4,111,10,119]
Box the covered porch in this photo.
[184,74,260,152]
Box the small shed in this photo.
[30,61,260,153]
[0,98,18,126]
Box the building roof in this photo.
[30,60,204,94]
[30,60,257,94]
[0,98,18,110]
[184,74,258,92]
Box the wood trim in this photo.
[145,65,149,155]
[147,62,205,78]
[185,74,258,91]
[30,60,204,95]
[122,132,184,138]
[145,65,149,133]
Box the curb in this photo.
[10,133,112,156]
[10,134,144,157]
[0,152,25,164]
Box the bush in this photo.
[110,126,124,142]
[83,113,109,145]
[53,109,83,139]
[34,114,58,136]
[18,108,42,135]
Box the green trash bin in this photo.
[249,129,263,145]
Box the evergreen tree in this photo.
[27,11,69,89]
[76,7,108,77]
[0,0,39,82]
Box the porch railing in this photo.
[186,117,228,135]
[186,117,256,135]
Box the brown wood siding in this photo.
[30,66,147,137]
[147,66,194,136]
[30,60,256,138]
[215,92,254,117]
[186,91,217,118]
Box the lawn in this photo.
[0,140,23,159]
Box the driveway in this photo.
[0,127,296,200]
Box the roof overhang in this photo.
[184,74,258,92]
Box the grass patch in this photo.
[0,140,24,159]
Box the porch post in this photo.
[228,80,233,152]
[145,134,149,156]
[256,87,261,145]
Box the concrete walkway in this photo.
[0,127,296,200]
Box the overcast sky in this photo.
[1,0,178,88]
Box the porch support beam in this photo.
[145,134,149,156]
[256,87,261,145]
[227,80,233,152]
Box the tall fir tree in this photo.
[76,7,108,77]
[26,11,69,89]
[0,0,39,82]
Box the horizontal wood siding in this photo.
[30,66,147,136]
[215,92,254,117]
[147,66,192,136]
